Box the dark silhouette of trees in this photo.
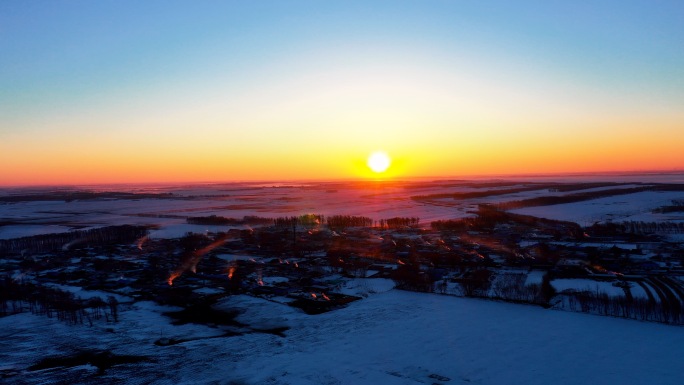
[392,264,434,292]
[431,205,581,238]
[411,183,634,203]
[564,288,683,324]
[326,215,373,230]
[179,233,211,252]
[588,220,684,235]
[458,269,493,297]
[537,273,556,307]
[378,217,420,229]
[242,216,275,225]
[0,191,176,203]
[184,215,277,226]
[107,296,119,322]
[187,215,241,225]
[0,276,119,325]
[491,273,538,302]
[0,225,148,254]
[496,184,684,211]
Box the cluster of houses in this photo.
[2,208,683,320]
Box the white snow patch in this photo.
[0,224,73,239]
[551,279,625,297]
[511,191,684,225]
[43,283,132,302]
[338,278,396,297]
[525,270,546,286]
[2,289,683,384]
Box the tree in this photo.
[536,273,556,307]
[459,269,492,297]
[107,296,119,322]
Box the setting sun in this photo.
[367,151,391,173]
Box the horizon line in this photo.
[2,168,684,189]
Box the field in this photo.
[1,173,683,384]
[2,280,682,385]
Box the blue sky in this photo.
[1,1,683,184]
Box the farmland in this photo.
[1,174,683,384]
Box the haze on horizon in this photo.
[1,1,683,186]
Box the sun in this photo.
[367,151,391,173]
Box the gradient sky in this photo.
[1,1,683,185]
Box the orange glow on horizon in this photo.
[1,118,683,186]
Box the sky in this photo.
[1,0,683,186]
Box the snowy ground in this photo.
[511,191,684,226]
[0,224,73,239]
[2,281,682,385]
[2,176,683,383]
[0,182,476,239]
[551,278,626,297]
[3,176,684,239]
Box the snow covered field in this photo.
[0,224,72,240]
[0,182,477,239]
[511,191,684,225]
[552,278,626,297]
[2,175,684,239]
[2,175,683,384]
[2,283,682,385]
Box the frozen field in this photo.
[1,282,682,385]
[3,174,684,239]
[0,182,477,239]
[510,191,684,225]
[2,174,684,384]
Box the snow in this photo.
[551,241,639,250]
[216,253,259,262]
[511,191,684,225]
[337,278,396,297]
[214,295,300,331]
[2,288,683,384]
[2,177,684,240]
[2,177,684,382]
[0,182,480,240]
[194,287,224,295]
[524,270,546,286]
[43,283,132,302]
[628,283,650,300]
[665,233,684,242]
[0,224,73,239]
[262,276,289,285]
[551,279,626,297]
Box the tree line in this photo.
[273,214,324,229]
[188,213,423,232]
[589,221,684,235]
[187,215,274,226]
[0,276,119,325]
[378,217,420,229]
[326,215,373,230]
[430,205,581,237]
[0,225,149,254]
[411,182,623,202]
[496,184,684,211]
[411,184,554,201]
[564,288,683,324]
[0,191,177,203]
[653,199,684,213]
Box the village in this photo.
[2,204,683,326]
